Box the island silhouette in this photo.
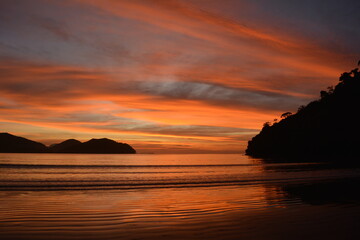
[246,67,360,161]
[0,133,136,154]
[0,132,48,153]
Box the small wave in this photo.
[0,162,322,169]
[2,171,203,174]
[0,175,357,191]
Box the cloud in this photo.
[1,0,359,152]
[31,16,71,41]
[77,0,351,72]
[0,58,312,113]
[138,79,310,111]
[0,58,271,152]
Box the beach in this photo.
[1,154,360,240]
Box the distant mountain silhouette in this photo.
[246,68,360,161]
[48,139,82,153]
[0,133,136,154]
[0,133,47,153]
[51,138,136,154]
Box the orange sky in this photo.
[0,0,359,153]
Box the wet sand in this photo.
[1,179,360,240]
[1,154,360,240]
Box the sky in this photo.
[0,0,359,153]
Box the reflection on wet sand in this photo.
[1,154,360,240]
[281,178,360,205]
[1,180,360,240]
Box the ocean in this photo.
[1,153,360,240]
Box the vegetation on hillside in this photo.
[246,68,360,161]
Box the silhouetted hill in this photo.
[49,139,82,153]
[0,132,47,153]
[60,138,136,154]
[246,68,360,161]
[0,133,136,154]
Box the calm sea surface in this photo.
[1,153,360,240]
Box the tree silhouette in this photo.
[246,67,360,162]
[280,112,292,119]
